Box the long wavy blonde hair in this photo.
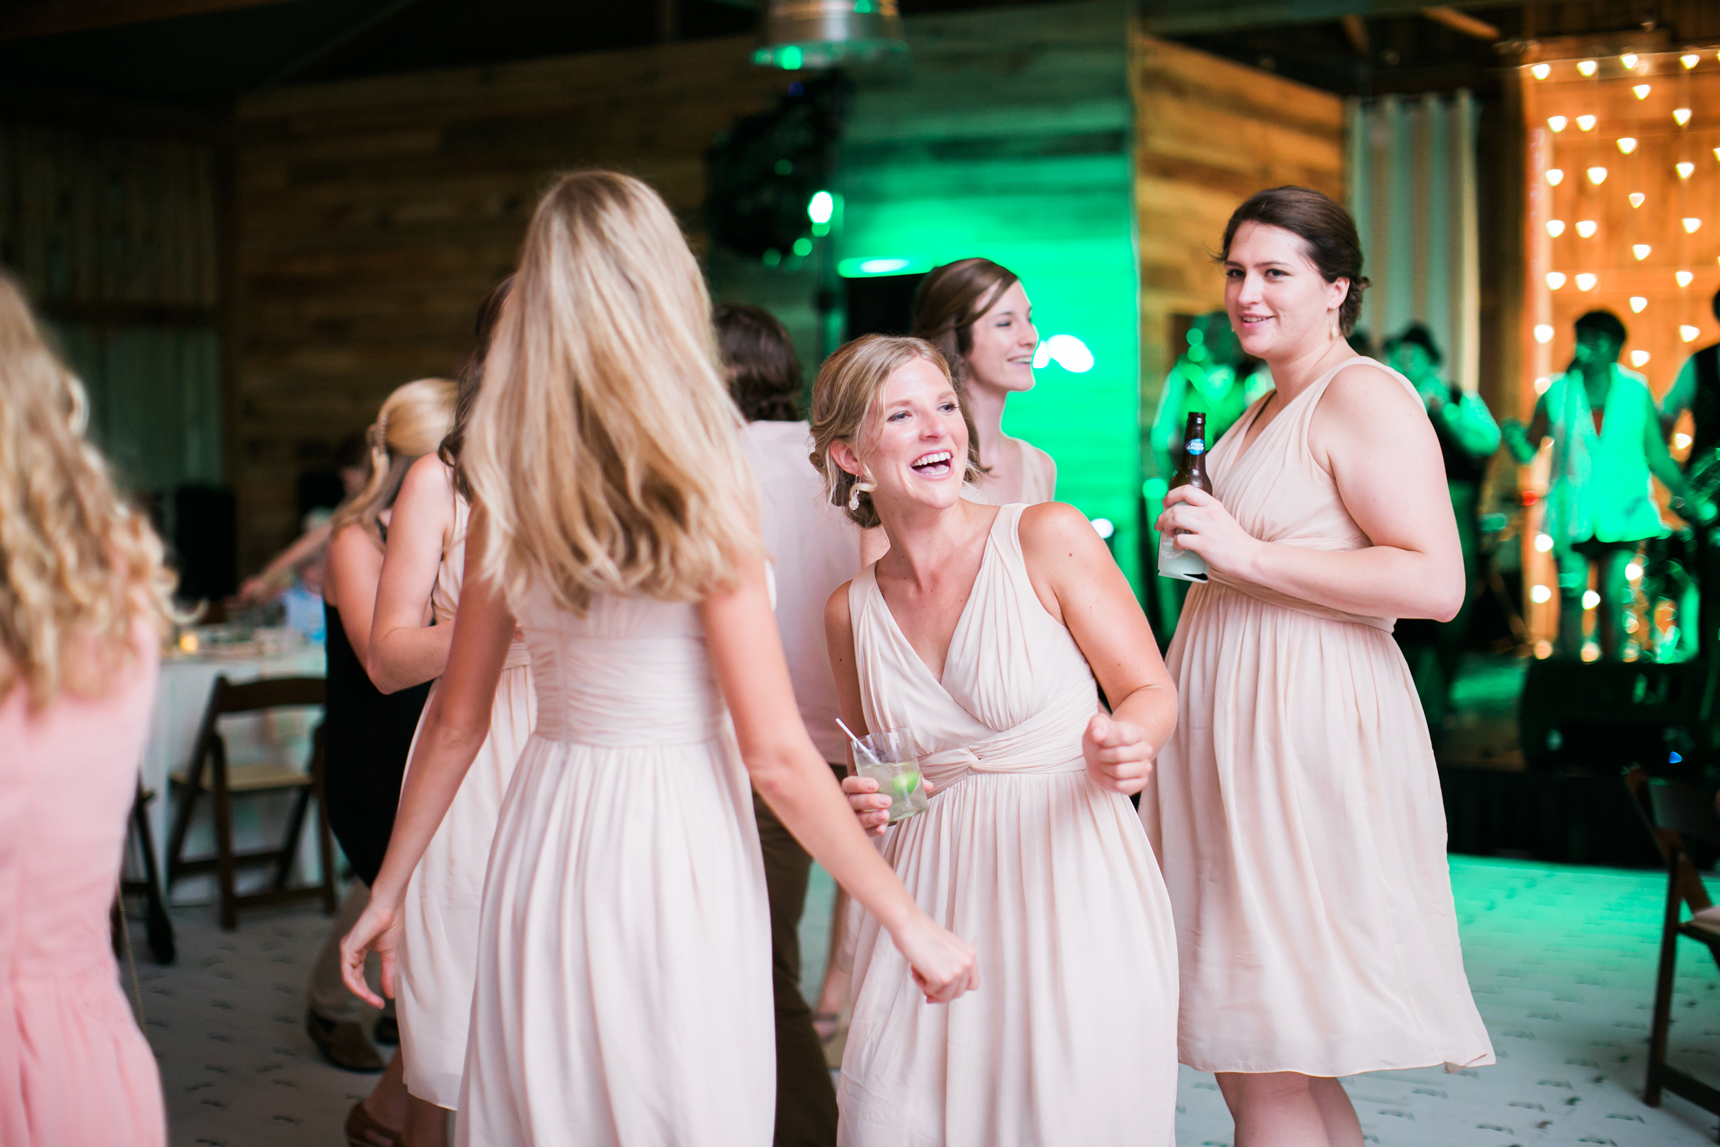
[0,273,177,709]
[327,378,457,542]
[464,171,761,612]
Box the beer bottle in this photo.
[1157,411,1213,582]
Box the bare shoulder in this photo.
[824,578,856,632]
[1019,502,1105,561]
[1314,358,1431,443]
[400,452,454,505]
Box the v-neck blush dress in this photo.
[837,504,1179,1147]
[1141,360,1494,1076]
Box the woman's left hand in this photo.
[1082,712,1154,795]
[1155,485,1260,576]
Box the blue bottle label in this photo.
[1186,439,1206,456]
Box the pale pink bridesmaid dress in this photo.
[1142,360,1495,1076]
[838,503,1179,1147]
[0,627,166,1147]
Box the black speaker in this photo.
[170,483,238,603]
[1518,658,1714,775]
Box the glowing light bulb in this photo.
[1679,270,1695,287]
[1532,63,1551,80]
[1576,273,1598,291]
[1630,193,1646,208]
[1534,324,1555,344]
[1683,325,1702,343]
[1531,584,1552,604]
[1678,162,1695,178]
[1535,533,1554,553]
[1633,84,1652,99]
[1616,138,1637,154]
[1577,115,1597,131]
[1675,108,1693,126]
[1547,272,1567,289]
[1623,53,1640,69]
[1547,219,1566,237]
[1578,60,1597,77]
[1548,115,1568,132]
[1630,296,1648,312]
[1535,376,1552,394]
[1634,244,1652,260]
[1685,218,1703,233]
[1583,590,1601,610]
[1632,350,1652,366]
[1587,166,1608,184]
[1683,54,1700,69]
[1546,168,1565,185]
[1575,220,1597,237]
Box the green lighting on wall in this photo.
[837,255,933,277]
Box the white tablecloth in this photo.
[140,640,328,903]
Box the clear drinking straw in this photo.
[836,718,879,768]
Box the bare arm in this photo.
[1020,503,1177,792]
[239,520,333,601]
[322,524,385,665]
[340,512,513,1005]
[1662,358,1697,438]
[1159,363,1464,622]
[1642,386,1714,520]
[367,454,457,693]
[707,555,975,1002]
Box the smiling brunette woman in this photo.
[815,335,1179,1146]
[1142,187,1493,1147]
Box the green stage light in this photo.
[792,237,813,256]
[837,255,932,277]
[808,190,835,224]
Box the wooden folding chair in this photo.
[1630,771,1720,1115]
[165,676,337,930]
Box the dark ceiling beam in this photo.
[0,0,302,43]
[1421,5,1500,40]
[1140,0,1517,36]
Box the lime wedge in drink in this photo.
[889,769,921,802]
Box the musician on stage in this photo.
[1659,288,1720,653]
[1506,310,1715,660]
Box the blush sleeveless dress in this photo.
[1141,360,1494,1076]
[1,626,165,1147]
[398,493,536,1108]
[838,503,1179,1147]
[455,585,774,1146]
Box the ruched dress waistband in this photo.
[529,635,726,747]
[916,684,1098,791]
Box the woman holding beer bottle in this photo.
[1144,187,1493,1147]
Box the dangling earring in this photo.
[1330,311,1341,343]
[847,472,876,513]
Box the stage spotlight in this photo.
[1547,219,1566,236]
[1675,108,1693,125]
[1546,168,1564,185]
[1588,166,1608,184]
[1548,115,1568,132]
[1678,162,1695,178]
[807,190,834,224]
[1533,63,1551,79]
[1616,138,1637,154]
[1576,272,1598,290]
[1683,325,1702,342]
[1535,325,1555,344]
[1630,296,1648,312]
[1547,272,1567,289]
[1577,115,1597,130]
[1633,84,1652,99]
[1578,60,1597,76]
[1685,218,1703,233]
[1633,244,1651,260]
[1678,270,1695,287]
[1575,220,1597,237]
[1632,350,1652,366]
[1630,193,1646,207]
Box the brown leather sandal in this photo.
[346,1101,403,1147]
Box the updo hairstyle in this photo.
[809,334,982,529]
[1220,186,1370,336]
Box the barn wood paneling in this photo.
[1131,30,1345,474]
[233,35,785,569]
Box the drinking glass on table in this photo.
[849,728,929,824]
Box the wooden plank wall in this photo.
[232,37,786,570]
[0,119,223,495]
[1130,30,1346,473]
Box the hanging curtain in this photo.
[1347,90,1481,392]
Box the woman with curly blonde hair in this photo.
[0,272,175,1147]
[341,171,976,1145]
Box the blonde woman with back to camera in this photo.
[815,335,1181,1145]
[1144,187,1493,1147]
[0,272,174,1147]
[340,171,976,1146]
